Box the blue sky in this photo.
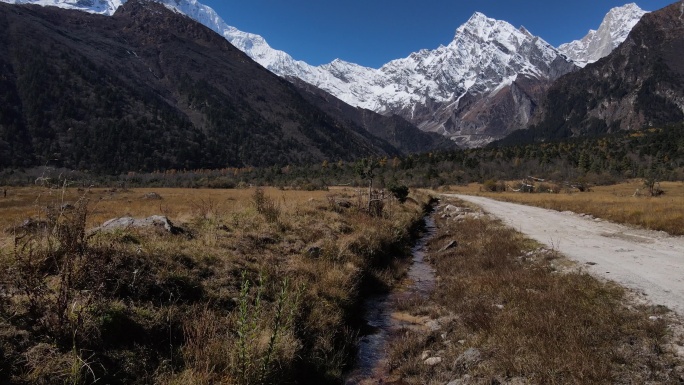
[202,0,675,68]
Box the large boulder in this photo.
[93,215,183,235]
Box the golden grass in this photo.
[0,184,430,384]
[446,180,684,235]
[0,186,338,229]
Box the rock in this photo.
[454,348,482,370]
[444,204,460,213]
[93,215,184,235]
[425,319,441,331]
[424,357,442,366]
[143,192,163,200]
[8,218,49,235]
[420,350,432,361]
[439,240,458,252]
[447,375,472,385]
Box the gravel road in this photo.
[446,194,684,315]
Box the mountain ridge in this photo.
[0,0,656,148]
[0,0,427,171]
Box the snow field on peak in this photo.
[559,3,647,66]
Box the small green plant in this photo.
[233,272,304,385]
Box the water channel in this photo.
[345,215,437,384]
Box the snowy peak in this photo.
[3,0,123,14]
[456,12,527,47]
[559,3,647,67]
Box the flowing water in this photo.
[345,216,437,384]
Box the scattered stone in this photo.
[439,240,458,252]
[453,348,482,370]
[420,350,432,361]
[425,319,441,331]
[143,192,163,200]
[447,375,472,385]
[424,357,442,366]
[649,315,662,321]
[493,304,505,310]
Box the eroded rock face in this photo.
[513,2,684,144]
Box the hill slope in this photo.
[501,1,684,144]
[0,1,407,172]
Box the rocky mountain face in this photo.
[558,3,647,67]
[287,77,455,155]
[0,0,419,172]
[502,1,684,145]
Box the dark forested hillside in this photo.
[501,1,684,146]
[0,0,405,173]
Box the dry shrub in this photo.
[252,187,280,224]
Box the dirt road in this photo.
[446,194,684,315]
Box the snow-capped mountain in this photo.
[2,0,641,146]
[559,3,647,67]
[3,0,123,14]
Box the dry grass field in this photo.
[443,180,684,235]
[0,184,430,385]
[385,197,683,384]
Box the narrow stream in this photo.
[345,215,437,384]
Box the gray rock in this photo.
[454,348,482,370]
[447,375,472,385]
[94,215,183,235]
[8,218,49,235]
[143,192,163,200]
[424,356,442,366]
